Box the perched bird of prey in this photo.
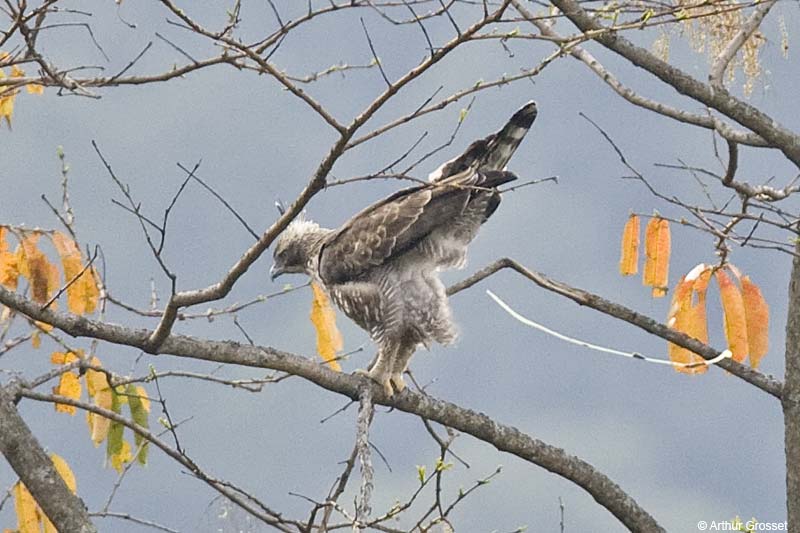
[271,101,538,395]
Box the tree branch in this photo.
[157,0,347,133]
[511,0,768,147]
[354,386,375,529]
[0,385,97,533]
[14,389,298,532]
[447,258,783,399]
[0,285,663,532]
[709,0,776,89]
[782,238,800,526]
[548,0,800,168]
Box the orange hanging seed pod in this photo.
[619,215,640,276]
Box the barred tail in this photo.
[480,101,538,172]
[429,101,537,182]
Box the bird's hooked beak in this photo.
[270,264,285,282]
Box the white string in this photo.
[486,290,731,369]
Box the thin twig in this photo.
[89,511,179,533]
[360,17,391,87]
[41,246,98,311]
[176,162,260,240]
[487,290,732,370]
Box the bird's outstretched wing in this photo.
[318,169,516,285]
[428,100,537,182]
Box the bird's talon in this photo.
[354,368,394,396]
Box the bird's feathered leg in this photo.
[356,344,395,396]
[388,338,417,394]
[357,336,417,396]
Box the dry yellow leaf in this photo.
[741,275,769,368]
[690,269,710,347]
[0,227,19,290]
[43,514,57,533]
[89,388,113,445]
[0,90,15,128]
[85,356,109,397]
[0,69,16,128]
[17,234,57,304]
[36,320,54,333]
[110,439,133,473]
[50,350,80,365]
[135,385,151,412]
[51,232,99,315]
[666,270,708,375]
[643,217,670,298]
[309,282,343,371]
[49,453,77,493]
[667,277,692,370]
[0,63,43,124]
[13,482,40,533]
[52,371,81,414]
[37,455,77,533]
[619,215,640,276]
[716,269,749,363]
[0,251,18,289]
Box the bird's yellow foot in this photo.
[354,368,394,396]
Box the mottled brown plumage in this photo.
[271,102,538,395]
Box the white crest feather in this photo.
[281,214,321,242]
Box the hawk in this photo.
[271,101,538,395]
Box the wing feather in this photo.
[319,169,515,284]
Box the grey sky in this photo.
[1,1,797,531]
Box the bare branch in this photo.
[175,162,260,240]
[782,240,800,526]
[0,284,664,531]
[15,388,298,532]
[511,0,768,147]
[0,385,97,533]
[354,386,375,529]
[157,0,347,133]
[547,0,800,168]
[89,512,178,533]
[108,41,153,83]
[447,258,783,398]
[718,140,799,201]
[709,0,776,89]
[488,290,732,370]
[360,17,391,87]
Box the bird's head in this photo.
[270,217,330,281]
